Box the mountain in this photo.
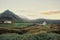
[46,19,60,24]
[28,18,60,24]
[30,18,46,23]
[0,10,24,23]
[0,9,60,24]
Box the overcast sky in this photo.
[0,0,60,19]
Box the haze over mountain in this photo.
[0,0,60,19]
[0,10,60,24]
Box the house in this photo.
[42,21,47,25]
[4,20,12,24]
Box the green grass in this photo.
[0,23,60,40]
[0,23,34,28]
[0,33,60,40]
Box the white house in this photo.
[42,21,47,25]
[4,20,12,24]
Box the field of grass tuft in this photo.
[0,23,34,28]
[0,23,60,40]
[0,33,60,40]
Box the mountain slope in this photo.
[0,10,24,23]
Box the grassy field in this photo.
[0,23,34,28]
[0,33,60,40]
[0,23,60,40]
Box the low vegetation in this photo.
[0,33,60,40]
[0,23,60,40]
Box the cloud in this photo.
[41,10,60,15]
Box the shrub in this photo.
[0,33,60,40]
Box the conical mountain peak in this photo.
[1,9,14,15]
[4,9,11,12]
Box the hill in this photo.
[0,10,24,23]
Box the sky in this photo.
[0,0,60,19]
